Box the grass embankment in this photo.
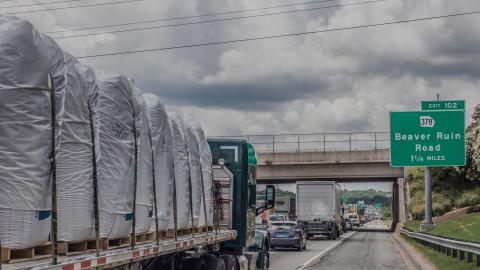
[403,236,479,270]
[404,213,480,242]
[407,167,480,219]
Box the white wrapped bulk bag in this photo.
[143,94,174,232]
[98,76,139,239]
[185,121,203,228]
[169,113,192,230]
[54,51,99,242]
[190,121,214,227]
[133,89,154,234]
[0,16,64,249]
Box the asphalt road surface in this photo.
[304,231,408,270]
[269,231,356,270]
[362,219,392,230]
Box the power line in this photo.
[76,10,480,59]
[46,0,340,34]
[52,0,387,39]
[1,0,80,9]
[4,0,144,15]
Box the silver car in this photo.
[268,221,307,251]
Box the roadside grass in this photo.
[403,213,480,242]
[403,220,421,232]
[403,236,479,270]
[433,213,480,242]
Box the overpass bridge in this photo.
[256,148,403,183]
[212,132,407,224]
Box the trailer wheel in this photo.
[220,255,238,270]
[202,255,225,270]
[183,258,206,270]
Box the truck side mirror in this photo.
[249,184,256,209]
[265,185,275,209]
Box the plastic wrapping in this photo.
[133,89,154,234]
[169,113,192,230]
[97,76,139,239]
[184,122,203,228]
[55,50,100,242]
[189,121,214,227]
[0,16,64,249]
[143,94,174,232]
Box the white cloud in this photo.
[13,0,480,136]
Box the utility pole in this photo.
[422,93,439,231]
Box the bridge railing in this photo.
[212,132,390,153]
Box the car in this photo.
[348,214,361,227]
[268,221,307,251]
[343,219,353,231]
[269,214,287,223]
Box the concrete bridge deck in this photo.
[257,149,404,183]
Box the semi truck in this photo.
[1,139,275,270]
[296,181,342,240]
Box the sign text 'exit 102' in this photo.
[421,100,465,111]
[390,110,465,167]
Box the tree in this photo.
[464,104,480,181]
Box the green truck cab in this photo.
[208,139,275,269]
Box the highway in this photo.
[304,231,408,270]
[270,221,409,270]
[269,232,356,270]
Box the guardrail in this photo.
[400,228,480,266]
[212,132,390,153]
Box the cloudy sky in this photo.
[9,0,480,136]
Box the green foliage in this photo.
[404,212,480,242]
[403,220,421,232]
[456,188,480,208]
[432,213,480,242]
[467,205,480,214]
[463,104,480,181]
[407,165,480,220]
[257,188,295,199]
[340,189,390,206]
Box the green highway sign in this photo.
[390,110,465,167]
[421,100,465,111]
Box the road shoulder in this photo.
[392,231,437,270]
[301,231,358,269]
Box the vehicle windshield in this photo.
[348,215,358,219]
[269,216,285,222]
[271,222,298,230]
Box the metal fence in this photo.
[400,228,480,266]
[212,132,390,153]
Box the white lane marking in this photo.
[296,231,358,270]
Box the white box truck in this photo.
[296,181,343,240]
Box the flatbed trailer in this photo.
[1,139,276,270]
[3,231,236,270]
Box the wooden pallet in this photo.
[193,226,210,233]
[1,243,51,263]
[166,228,192,238]
[57,240,98,256]
[135,231,155,243]
[101,236,131,250]
[157,230,169,239]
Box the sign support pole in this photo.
[423,94,439,230]
[424,167,433,226]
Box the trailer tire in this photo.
[183,258,206,270]
[202,255,224,270]
[220,255,238,270]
